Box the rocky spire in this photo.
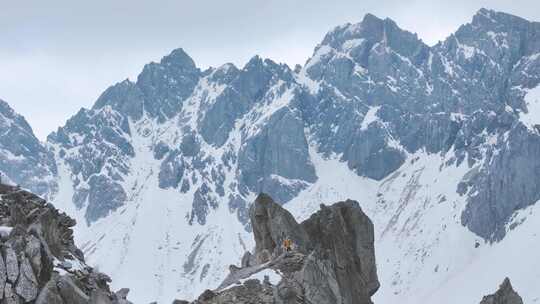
[479,278,523,304]
[181,194,379,304]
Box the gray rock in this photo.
[0,185,132,304]
[0,249,6,299]
[158,152,185,189]
[462,124,540,241]
[4,282,21,304]
[302,201,380,300]
[180,133,200,157]
[199,57,290,147]
[153,141,170,160]
[4,245,19,283]
[35,278,64,304]
[239,107,316,204]
[136,48,201,122]
[25,234,42,277]
[250,194,310,262]
[86,175,127,224]
[93,79,145,121]
[480,278,523,304]
[89,289,113,304]
[189,183,218,225]
[57,276,90,304]
[277,278,304,303]
[301,253,340,304]
[15,256,38,302]
[196,280,274,304]
[114,288,130,300]
[241,251,255,268]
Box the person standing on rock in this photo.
[283,237,293,252]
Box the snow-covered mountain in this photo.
[0,99,57,198]
[2,7,540,304]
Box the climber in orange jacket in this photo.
[283,237,293,252]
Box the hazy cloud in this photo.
[0,0,538,139]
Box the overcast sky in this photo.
[1,0,538,139]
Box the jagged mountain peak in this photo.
[85,47,204,123]
[205,63,240,84]
[159,47,199,69]
[92,79,142,116]
[449,8,540,63]
[0,99,57,199]
[0,99,34,135]
[480,278,524,304]
[244,54,265,68]
[473,8,532,28]
[319,13,423,57]
[242,55,293,77]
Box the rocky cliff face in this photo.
[179,193,379,304]
[480,278,523,304]
[0,183,131,304]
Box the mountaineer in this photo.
[283,237,293,252]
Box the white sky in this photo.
[0,0,538,140]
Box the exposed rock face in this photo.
[301,200,379,298]
[250,194,309,262]
[48,106,133,224]
[185,194,379,304]
[0,99,57,199]
[0,184,132,304]
[480,278,523,304]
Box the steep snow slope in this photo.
[51,114,254,303]
[288,145,539,304]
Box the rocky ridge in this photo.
[0,183,131,304]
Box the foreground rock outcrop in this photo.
[178,193,379,304]
[0,184,132,304]
[480,278,523,304]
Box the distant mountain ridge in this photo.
[1,8,540,304]
[0,99,57,198]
